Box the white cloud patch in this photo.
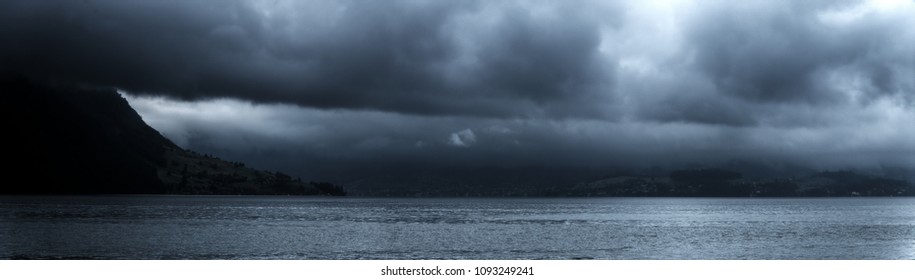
[448,129,477,147]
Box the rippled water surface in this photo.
[1,196,914,259]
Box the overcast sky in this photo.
[2,0,914,178]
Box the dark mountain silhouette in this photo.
[1,77,343,195]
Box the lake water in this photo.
[1,196,913,259]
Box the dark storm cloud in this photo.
[0,0,617,118]
[3,0,913,121]
[4,0,915,177]
[611,0,915,128]
[684,0,915,105]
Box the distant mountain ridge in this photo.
[1,77,344,195]
[340,167,913,197]
[567,169,914,197]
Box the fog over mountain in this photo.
[3,0,914,184]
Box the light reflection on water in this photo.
[1,196,913,259]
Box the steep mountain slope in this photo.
[1,78,343,195]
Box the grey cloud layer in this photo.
[1,0,618,118]
[4,0,915,173]
[5,0,911,124]
[688,1,914,105]
[124,93,914,176]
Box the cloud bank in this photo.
[3,0,914,178]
